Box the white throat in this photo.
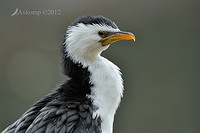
[87,56,123,133]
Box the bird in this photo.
[3,15,135,133]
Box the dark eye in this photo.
[98,31,105,37]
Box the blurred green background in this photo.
[0,0,199,133]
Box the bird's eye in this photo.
[98,31,106,37]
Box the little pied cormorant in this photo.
[3,15,135,133]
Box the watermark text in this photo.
[11,8,61,16]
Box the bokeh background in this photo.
[0,0,199,133]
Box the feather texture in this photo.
[3,54,101,133]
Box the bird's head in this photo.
[63,15,135,64]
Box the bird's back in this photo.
[3,81,101,133]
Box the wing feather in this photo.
[3,86,101,133]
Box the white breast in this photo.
[88,56,123,133]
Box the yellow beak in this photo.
[99,31,135,46]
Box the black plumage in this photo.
[70,16,118,29]
[3,54,101,133]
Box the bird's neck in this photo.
[87,56,124,133]
[62,50,123,133]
